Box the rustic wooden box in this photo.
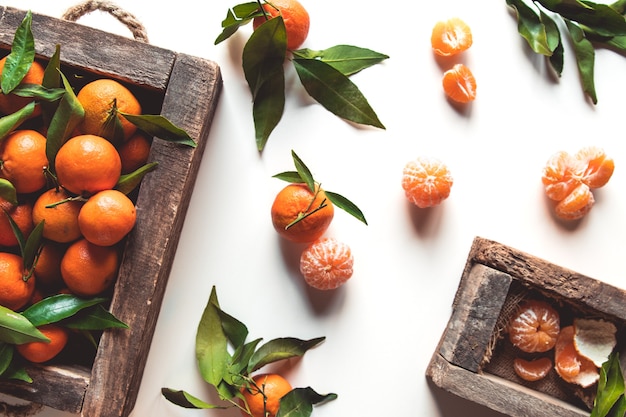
[0,6,222,417]
[427,236,626,417]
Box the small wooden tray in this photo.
[0,6,222,417]
[427,236,626,417]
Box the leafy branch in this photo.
[273,150,368,226]
[162,286,336,417]
[216,1,388,151]
[506,0,626,103]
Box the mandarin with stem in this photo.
[32,188,83,243]
[240,373,293,417]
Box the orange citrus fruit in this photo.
[541,147,613,220]
[16,324,69,363]
[0,252,35,311]
[33,240,66,290]
[60,238,119,297]
[252,0,310,50]
[76,78,142,141]
[119,132,151,174]
[32,188,84,243]
[508,300,560,353]
[0,58,45,117]
[54,134,122,197]
[240,373,293,417]
[442,63,477,103]
[513,357,552,382]
[0,197,33,247]
[0,129,48,194]
[78,189,136,247]
[270,183,334,243]
[431,17,473,57]
[554,325,599,388]
[401,156,453,208]
[300,237,354,290]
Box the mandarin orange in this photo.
[300,237,354,290]
[401,156,453,208]
[78,189,136,247]
[240,373,293,417]
[32,188,83,243]
[0,58,45,116]
[0,129,48,194]
[60,238,119,297]
[0,197,33,247]
[252,0,310,50]
[0,252,35,311]
[508,300,560,353]
[16,324,69,363]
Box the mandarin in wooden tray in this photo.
[0,6,222,417]
[427,236,626,417]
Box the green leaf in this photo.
[0,179,17,206]
[272,170,304,183]
[46,70,85,173]
[0,343,14,375]
[506,0,554,55]
[542,10,565,75]
[591,352,625,417]
[276,387,338,417]
[119,113,196,147]
[538,0,626,37]
[228,337,262,380]
[215,2,263,45]
[215,306,248,348]
[324,190,368,225]
[248,337,325,373]
[115,161,158,195]
[196,286,230,388]
[21,294,108,327]
[1,363,31,382]
[2,205,27,255]
[293,45,389,76]
[243,16,287,151]
[0,101,35,142]
[291,150,315,192]
[1,11,35,94]
[62,304,129,330]
[10,84,64,101]
[565,19,597,103]
[22,219,44,273]
[0,305,49,345]
[293,58,385,129]
[161,388,225,409]
[41,44,62,126]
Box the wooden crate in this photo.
[0,6,222,417]
[427,236,626,417]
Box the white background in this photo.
[5,0,626,416]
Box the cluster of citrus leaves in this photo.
[591,352,626,417]
[216,1,389,151]
[162,286,336,417]
[0,11,197,381]
[273,150,367,227]
[506,0,626,104]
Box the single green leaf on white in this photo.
[565,18,597,103]
[196,286,230,388]
[215,2,264,45]
[0,101,35,143]
[272,170,304,183]
[293,45,389,76]
[0,179,17,206]
[248,336,325,373]
[506,0,554,56]
[537,0,626,37]
[276,387,338,417]
[324,190,368,225]
[541,9,564,75]
[1,11,35,94]
[291,150,315,192]
[243,16,287,151]
[293,58,385,129]
[0,305,49,345]
[120,112,196,148]
[115,161,159,195]
[161,388,226,409]
[591,352,625,417]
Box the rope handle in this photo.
[61,0,149,43]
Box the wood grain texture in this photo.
[0,6,223,416]
[427,236,626,417]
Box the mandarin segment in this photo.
[554,325,599,388]
[513,357,553,382]
[576,146,615,189]
[442,63,477,103]
[508,300,560,353]
[553,183,594,221]
[252,0,310,50]
[431,17,473,57]
[240,373,293,417]
[401,156,453,208]
[299,237,354,290]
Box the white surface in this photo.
[6,0,626,416]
